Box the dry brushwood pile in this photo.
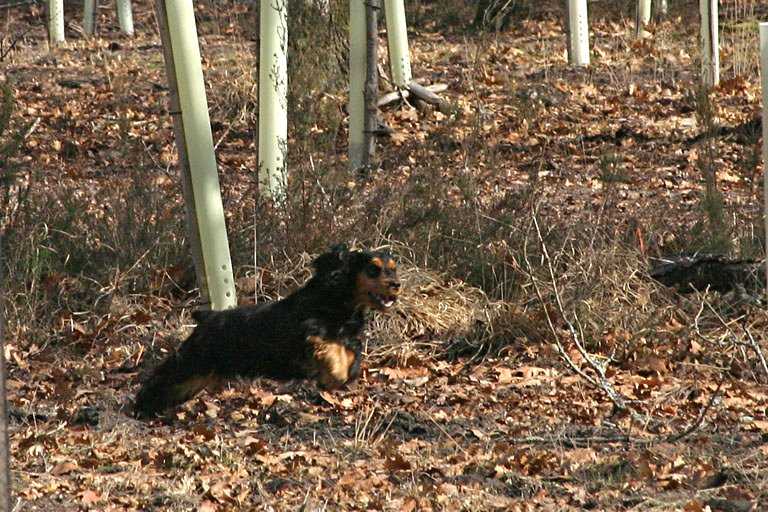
[3,0,768,510]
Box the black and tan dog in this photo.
[133,244,400,418]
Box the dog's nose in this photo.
[389,281,401,291]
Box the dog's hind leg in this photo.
[134,331,220,418]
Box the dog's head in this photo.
[312,244,401,311]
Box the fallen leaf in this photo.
[496,367,513,384]
[80,489,101,505]
[385,453,412,472]
[198,500,217,512]
[51,461,78,476]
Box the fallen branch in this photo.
[665,377,724,443]
[508,434,630,447]
[377,82,448,108]
[694,294,767,383]
[524,210,727,444]
[649,253,764,296]
[744,327,768,382]
[526,212,644,420]
[0,27,33,62]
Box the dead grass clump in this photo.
[3,167,189,351]
[368,262,545,365]
[521,232,677,366]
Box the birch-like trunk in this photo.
[636,0,652,37]
[155,0,237,311]
[48,0,65,46]
[384,0,412,88]
[116,0,135,36]
[258,0,288,198]
[700,0,719,88]
[363,0,380,167]
[566,0,590,67]
[83,0,98,37]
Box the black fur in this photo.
[133,245,399,419]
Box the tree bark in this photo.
[363,0,379,168]
[0,233,11,511]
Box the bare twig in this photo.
[744,327,768,382]
[528,211,640,417]
[665,377,724,443]
[695,292,767,383]
[508,434,630,447]
[506,378,723,448]
[23,117,40,140]
[522,220,599,388]
[522,208,732,445]
[0,26,33,62]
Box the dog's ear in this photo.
[346,250,372,271]
[192,310,215,323]
[312,244,350,275]
[328,243,349,255]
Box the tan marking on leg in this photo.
[308,337,355,389]
[172,374,218,403]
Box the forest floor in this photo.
[2,0,768,510]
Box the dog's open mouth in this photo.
[369,292,397,309]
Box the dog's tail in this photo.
[133,327,218,419]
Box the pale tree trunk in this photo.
[258,0,288,198]
[700,0,719,88]
[565,0,590,67]
[636,0,652,37]
[83,0,98,37]
[349,0,365,170]
[155,0,237,311]
[116,0,134,36]
[48,0,65,46]
[363,0,380,168]
[384,0,412,88]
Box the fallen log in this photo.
[649,254,764,294]
[377,82,448,108]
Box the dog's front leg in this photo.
[345,339,363,383]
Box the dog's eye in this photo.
[366,265,382,278]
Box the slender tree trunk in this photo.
[48,0,65,46]
[116,0,135,36]
[636,0,652,37]
[349,0,365,170]
[155,0,209,307]
[700,0,719,88]
[83,0,98,37]
[566,0,589,67]
[154,0,237,311]
[0,233,11,511]
[384,0,412,88]
[760,23,768,301]
[257,0,288,198]
[363,0,379,168]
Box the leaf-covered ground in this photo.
[3,1,768,510]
